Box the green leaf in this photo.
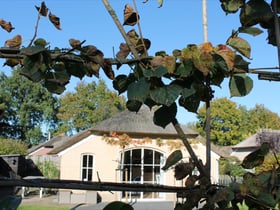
[126,100,143,112]
[229,73,253,97]
[242,143,269,169]
[240,0,273,27]
[20,56,45,82]
[20,46,46,56]
[181,86,196,98]
[220,0,245,14]
[257,192,277,208]
[233,55,250,73]
[153,103,177,128]
[211,54,228,86]
[161,149,183,170]
[179,93,200,113]
[238,27,263,36]
[65,62,86,79]
[127,77,150,103]
[0,195,22,210]
[150,84,182,107]
[175,60,193,77]
[103,201,134,210]
[144,66,168,78]
[227,37,251,59]
[45,70,70,85]
[113,75,129,95]
[44,80,66,94]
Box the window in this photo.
[120,148,164,199]
[81,154,94,181]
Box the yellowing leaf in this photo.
[227,36,251,59]
[198,42,214,54]
[215,44,235,71]
[162,150,183,170]
[0,19,15,32]
[5,35,22,48]
[48,12,61,30]
[151,56,176,73]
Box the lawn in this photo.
[18,206,70,210]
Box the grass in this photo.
[18,206,70,210]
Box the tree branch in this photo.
[171,118,209,179]
[102,0,139,59]
[0,178,200,194]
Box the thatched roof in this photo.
[28,133,70,154]
[90,106,198,138]
[47,106,198,155]
[232,129,280,152]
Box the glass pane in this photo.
[144,149,153,164]
[88,169,93,181]
[154,166,160,183]
[132,149,141,164]
[83,155,87,167]
[82,169,87,180]
[144,166,153,182]
[88,155,93,166]
[124,151,131,165]
[131,166,141,182]
[154,151,161,165]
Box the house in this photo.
[29,106,221,204]
[231,129,280,161]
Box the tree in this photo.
[0,139,28,155]
[55,80,126,135]
[196,97,280,146]
[0,70,59,145]
[243,104,280,135]
[36,160,59,179]
[255,152,280,174]
[219,156,246,178]
[196,97,245,145]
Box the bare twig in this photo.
[132,0,148,57]
[102,0,139,59]
[29,10,41,47]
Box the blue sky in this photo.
[1,0,280,124]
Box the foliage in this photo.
[196,97,245,146]
[255,152,280,174]
[0,138,28,155]
[0,70,59,145]
[196,97,280,146]
[0,195,22,210]
[241,104,280,135]
[219,156,246,178]
[55,80,126,135]
[36,160,59,179]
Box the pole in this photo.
[202,0,208,43]
[202,0,211,179]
